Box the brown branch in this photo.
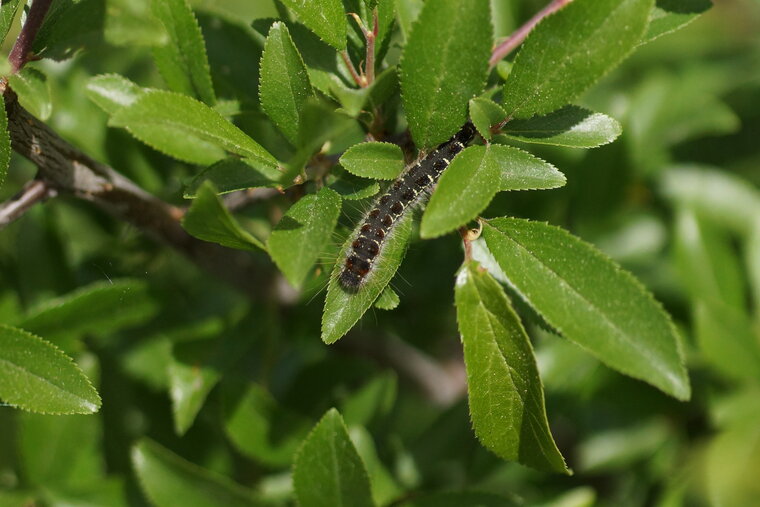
[0,179,54,227]
[8,0,53,73]
[489,0,574,69]
[2,90,272,300]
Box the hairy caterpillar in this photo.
[339,122,478,291]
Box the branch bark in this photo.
[2,90,272,300]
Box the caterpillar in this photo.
[339,122,478,291]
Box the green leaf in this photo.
[455,262,568,473]
[643,0,712,43]
[374,286,400,310]
[168,341,222,436]
[706,420,760,507]
[184,158,281,198]
[268,187,342,288]
[499,106,622,148]
[673,208,746,311]
[469,97,506,140]
[19,279,157,345]
[400,0,492,148]
[292,408,374,507]
[694,302,760,383]
[502,0,654,119]
[109,90,277,167]
[105,0,167,46]
[321,213,413,344]
[0,325,101,414]
[151,0,216,105]
[8,68,51,121]
[327,168,380,200]
[86,74,145,115]
[577,419,671,472]
[339,142,405,180]
[259,22,314,145]
[482,218,690,400]
[33,0,105,61]
[748,220,760,317]
[0,96,10,186]
[406,491,516,507]
[0,0,22,47]
[278,0,346,50]
[421,145,565,238]
[341,373,397,427]
[661,166,760,236]
[223,383,310,468]
[132,439,260,507]
[182,181,266,251]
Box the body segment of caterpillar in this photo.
[339,122,477,291]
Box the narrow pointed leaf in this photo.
[110,90,278,167]
[278,0,347,50]
[456,262,567,473]
[19,279,156,342]
[421,145,565,238]
[482,217,690,400]
[132,439,260,507]
[401,0,492,148]
[502,0,654,119]
[0,325,101,414]
[340,142,405,180]
[322,214,413,343]
[259,22,314,144]
[499,106,622,148]
[469,97,506,140]
[182,181,266,251]
[643,0,712,43]
[86,74,145,114]
[184,158,281,198]
[292,408,374,507]
[268,188,342,288]
[151,0,216,105]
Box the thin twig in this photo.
[365,9,378,86]
[489,0,574,69]
[340,50,364,87]
[8,0,53,73]
[0,180,54,227]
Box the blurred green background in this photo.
[1,0,759,506]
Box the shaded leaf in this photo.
[340,142,405,180]
[19,279,157,344]
[322,213,413,344]
[223,383,310,468]
[421,145,565,238]
[0,0,22,47]
[8,68,51,120]
[328,168,380,200]
[469,97,506,140]
[109,90,277,167]
[132,439,260,507]
[643,0,712,43]
[259,22,314,144]
[455,262,568,473]
[86,74,145,115]
[0,325,100,414]
[499,106,622,148]
[278,0,347,50]
[185,158,281,198]
[151,0,216,105]
[33,0,105,61]
[577,419,671,472]
[400,0,492,148]
[502,0,654,119]
[268,187,342,288]
[292,408,374,507]
[105,0,167,46]
[482,218,690,400]
[182,181,266,251]
[341,373,397,426]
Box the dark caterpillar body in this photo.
[339,122,478,291]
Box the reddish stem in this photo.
[8,0,53,73]
[489,0,574,69]
[340,50,364,87]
